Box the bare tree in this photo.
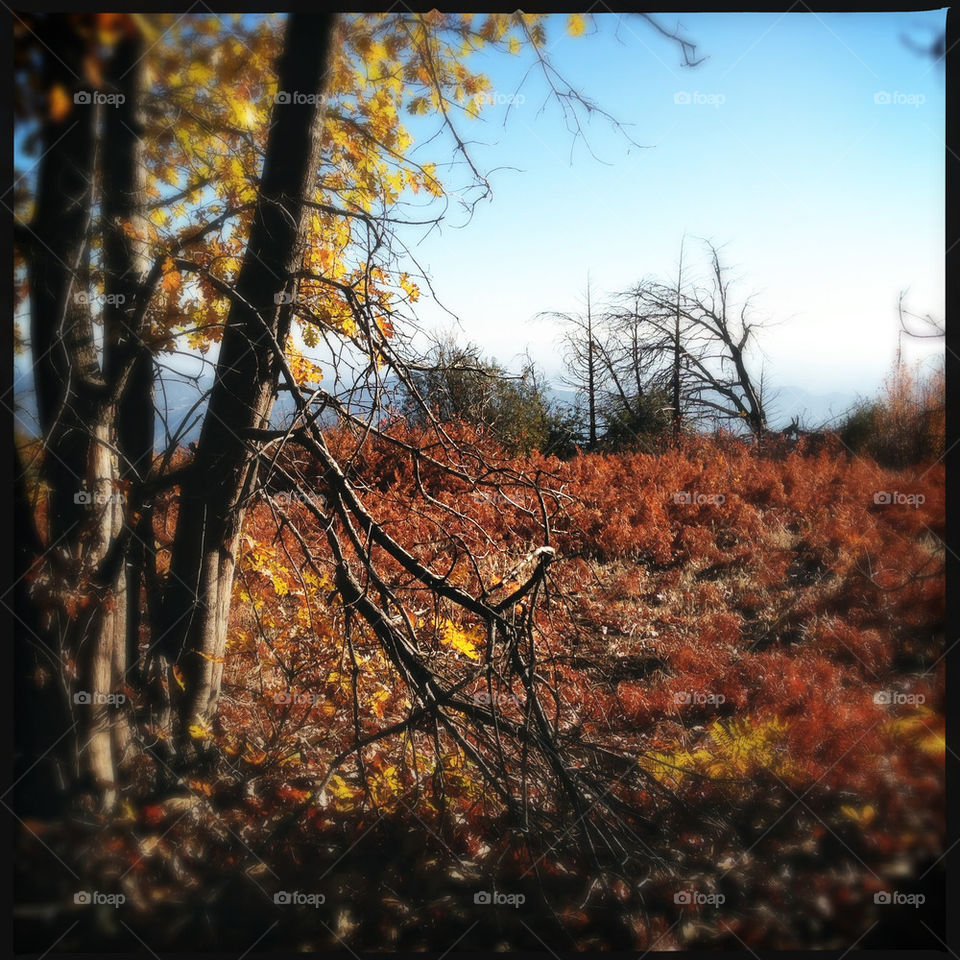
[897,288,945,353]
[542,278,602,448]
[616,240,770,435]
[671,234,685,438]
[541,276,661,449]
[589,287,675,447]
[546,241,771,450]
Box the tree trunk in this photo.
[160,13,336,749]
[586,276,596,448]
[74,421,128,807]
[730,341,765,435]
[672,235,684,440]
[25,18,123,802]
[21,18,144,808]
[101,33,152,767]
[16,20,98,817]
[28,18,101,546]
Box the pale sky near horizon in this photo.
[399,10,946,398]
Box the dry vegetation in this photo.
[16,430,944,951]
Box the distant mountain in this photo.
[12,364,409,450]
[764,385,861,430]
[12,359,863,451]
[150,374,403,448]
[542,382,860,431]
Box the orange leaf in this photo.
[49,85,72,123]
[197,650,226,663]
[161,269,182,295]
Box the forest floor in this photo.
[15,435,945,952]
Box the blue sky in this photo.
[402,11,946,400]
[13,11,945,427]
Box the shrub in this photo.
[840,361,944,467]
[400,339,560,456]
[599,388,675,452]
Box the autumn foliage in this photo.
[12,13,943,953]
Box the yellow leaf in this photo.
[841,803,877,826]
[285,338,324,386]
[188,721,211,740]
[921,729,946,756]
[441,619,482,661]
[172,665,186,691]
[567,14,586,36]
[370,688,390,717]
[328,774,362,804]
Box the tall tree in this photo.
[586,276,597,447]
[672,234,685,440]
[543,279,605,449]
[159,13,336,750]
[13,11,702,811]
[18,14,129,806]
